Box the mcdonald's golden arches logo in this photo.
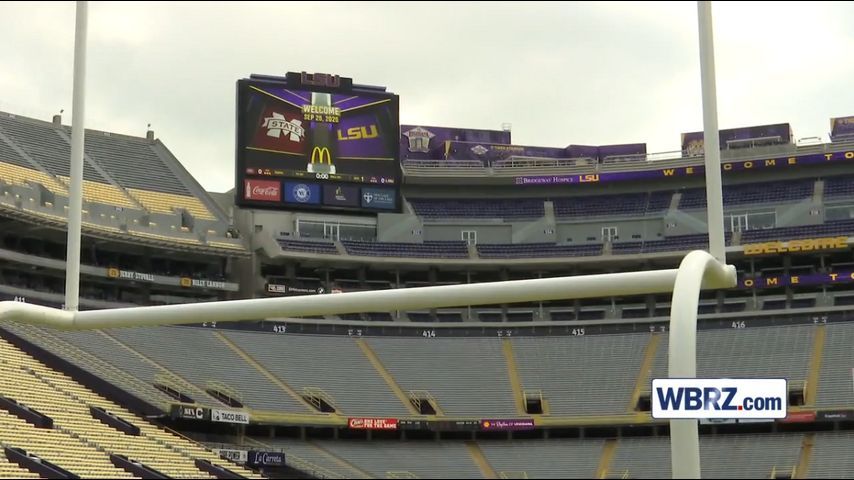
[310,146,332,165]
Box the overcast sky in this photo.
[2,1,853,193]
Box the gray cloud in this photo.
[1,1,851,192]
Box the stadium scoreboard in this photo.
[236,72,401,213]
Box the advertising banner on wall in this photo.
[682,123,792,154]
[211,408,250,425]
[739,269,854,289]
[265,284,325,296]
[322,184,360,207]
[171,405,209,421]
[480,419,535,431]
[347,418,398,430]
[246,451,286,467]
[816,410,854,422]
[102,267,238,292]
[514,147,854,187]
[444,141,566,163]
[360,187,396,210]
[831,116,854,139]
[214,449,248,464]
[400,125,511,161]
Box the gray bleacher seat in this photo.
[0,322,220,408]
[261,438,370,479]
[611,434,803,479]
[816,322,854,407]
[650,325,815,382]
[366,337,518,416]
[807,432,854,478]
[0,115,104,182]
[479,439,602,478]
[0,131,34,169]
[83,131,191,196]
[221,331,411,417]
[514,334,648,415]
[317,441,484,479]
[105,326,312,413]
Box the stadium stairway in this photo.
[0,335,265,479]
[96,329,222,407]
[308,442,374,479]
[628,333,661,412]
[354,338,419,416]
[596,439,619,479]
[212,331,317,414]
[804,324,826,406]
[794,433,815,479]
[465,442,497,479]
[500,338,527,416]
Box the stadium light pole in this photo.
[64,0,88,312]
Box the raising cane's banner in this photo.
[347,418,398,430]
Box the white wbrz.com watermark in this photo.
[651,379,787,419]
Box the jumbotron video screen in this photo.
[236,72,401,212]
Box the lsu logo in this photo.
[337,125,379,141]
[652,378,787,419]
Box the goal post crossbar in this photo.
[0,250,734,332]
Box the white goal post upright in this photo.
[64,0,88,312]
[0,1,732,479]
[668,2,727,478]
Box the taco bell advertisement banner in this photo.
[480,419,535,431]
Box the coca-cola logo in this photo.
[253,186,278,195]
[244,179,281,202]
